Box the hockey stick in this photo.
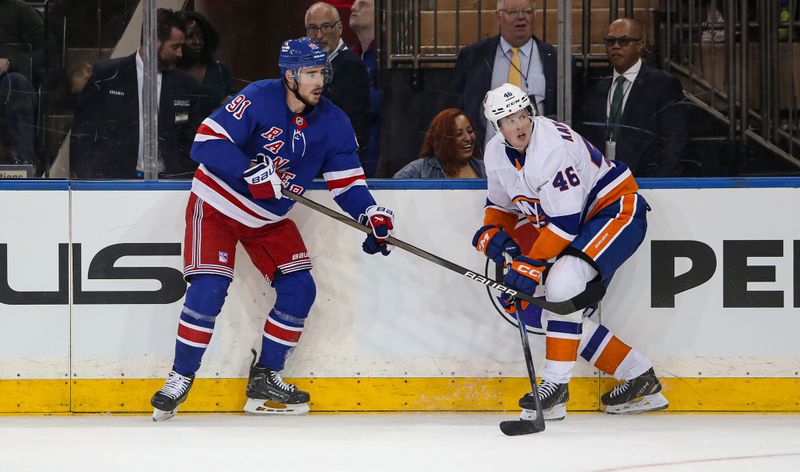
[281,189,599,315]
[499,300,546,436]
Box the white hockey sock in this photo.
[614,349,652,381]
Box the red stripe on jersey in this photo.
[177,322,213,345]
[326,174,366,191]
[195,169,272,223]
[196,123,230,141]
[264,320,302,344]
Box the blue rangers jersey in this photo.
[191,79,375,227]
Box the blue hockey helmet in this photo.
[279,37,331,83]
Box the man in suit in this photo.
[305,2,371,170]
[577,18,687,177]
[349,0,381,177]
[70,8,199,179]
[452,0,557,147]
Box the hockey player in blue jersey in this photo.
[150,37,396,421]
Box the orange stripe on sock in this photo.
[594,336,632,375]
[546,337,580,361]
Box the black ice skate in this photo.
[519,380,569,421]
[243,350,310,416]
[150,370,195,422]
[602,367,669,414]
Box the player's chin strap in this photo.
[283,76,316,113]
[280,188,605,315]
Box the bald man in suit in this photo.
[577,18,687,177]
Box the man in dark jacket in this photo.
[576,18,687,177]
[0,0,48,165]
[349,0,381,177]
[305,2,371,168]
[70,8,199,179]
[452,0,557,147]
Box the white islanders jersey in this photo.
[483,117,639,261]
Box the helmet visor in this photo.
[293,64,333,85]
[498,109,532,130]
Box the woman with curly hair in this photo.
[393,108,485,179]
[177,10,234,118]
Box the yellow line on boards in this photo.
[0,377,798,414]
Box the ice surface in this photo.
[0,413,798,471]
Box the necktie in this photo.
[608,76,626,141]
[508,47,522,88]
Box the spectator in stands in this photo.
[177,10,234,119]
[0,0,47,166]
[577,18,687,177]
[451,0,557,148]
[305,2,371,169]
[349,0,381,177]
[70,8,199,179]
[393,108,485,179]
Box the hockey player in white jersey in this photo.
[472,83,668,420]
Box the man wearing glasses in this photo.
[452,0,557,148]
[577,18,687,177]
[305,2,371,171]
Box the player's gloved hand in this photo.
[498,293,530,314]
[472,225,521,266]
[359,205,395,256]
[243,154,282,200]
[503,256,549,296]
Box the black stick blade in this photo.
[499,419,546,436]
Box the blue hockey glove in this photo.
[503,256,549,296]
[359,205,395,256]
[243,154,282,200]
[472,225,521,266]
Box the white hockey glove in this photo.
[359,205,395,256]
[243,154,282,200]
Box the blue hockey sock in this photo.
[258,271,316,371]
[172,274,230,376]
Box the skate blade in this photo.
[243,398,310,416]
[605,392,669,415]
[152,408,177,422]
[521,404,566,422]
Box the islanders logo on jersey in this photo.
[512,196,548,229]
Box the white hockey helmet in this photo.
[483,83,534,132]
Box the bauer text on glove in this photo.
[243,154,282,200]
